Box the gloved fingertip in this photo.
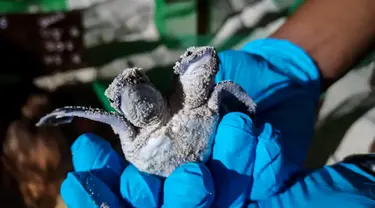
[71,133,126,173]
[246,202,261,208]
[71,133,108,155]
[250,122,291,201]
[70,133,126,190]
[220,112,254,132]
[209,112,257,207]
[120,164,163,208]
[257,122,280,142]
[163,163,214,208]
[61,172,123,208]
[213,112,257,157]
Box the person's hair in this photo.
[1,94,72,208]
[3,119,70,179]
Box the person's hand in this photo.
[61,132,215,208]
[215,38,321,200]
[214,38,375,208]
[60,111,258,208]
[246,161,375,208]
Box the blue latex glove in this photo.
[247,162,375,208]
[215,38,321,200]
[216,38,375,207]
[60,112,257,208]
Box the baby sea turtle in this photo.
[36,46,256,177]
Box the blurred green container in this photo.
[92,80,116,112]
[0,0,67,14]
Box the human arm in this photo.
[271,0,375,90]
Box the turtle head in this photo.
[105,67,168,127]
[173,46,218,75]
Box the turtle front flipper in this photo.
[36,106,136,138]
[208,81,256,117]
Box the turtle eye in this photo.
[109,98,114,103]
[186,51,193,56]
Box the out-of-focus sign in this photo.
[0,10,86,75]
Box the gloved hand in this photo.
[215,38,321,200]
[246,161,375,208]
[60,38,322,207]
[217,38,375,208]
[60,112,257,208]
